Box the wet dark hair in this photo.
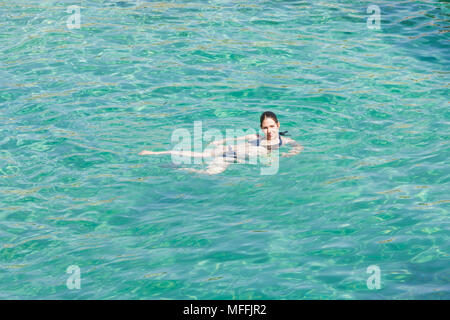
[260,111,288,136]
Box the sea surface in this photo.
[0,0,449,299]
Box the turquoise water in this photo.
[0,0,449,299]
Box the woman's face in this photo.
[260,117,280,140]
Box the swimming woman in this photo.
[138,111,304,174]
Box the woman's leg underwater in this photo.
[178,157,230,175]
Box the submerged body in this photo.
[139,111,303,174]
[220,133,283,163]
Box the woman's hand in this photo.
[139,150,158,155]
[281,152,294,158]
[281,144,304,157]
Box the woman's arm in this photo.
[281,138,304,157]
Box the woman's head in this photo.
[260,111,280,140]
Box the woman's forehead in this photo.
[261,118,278,126]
